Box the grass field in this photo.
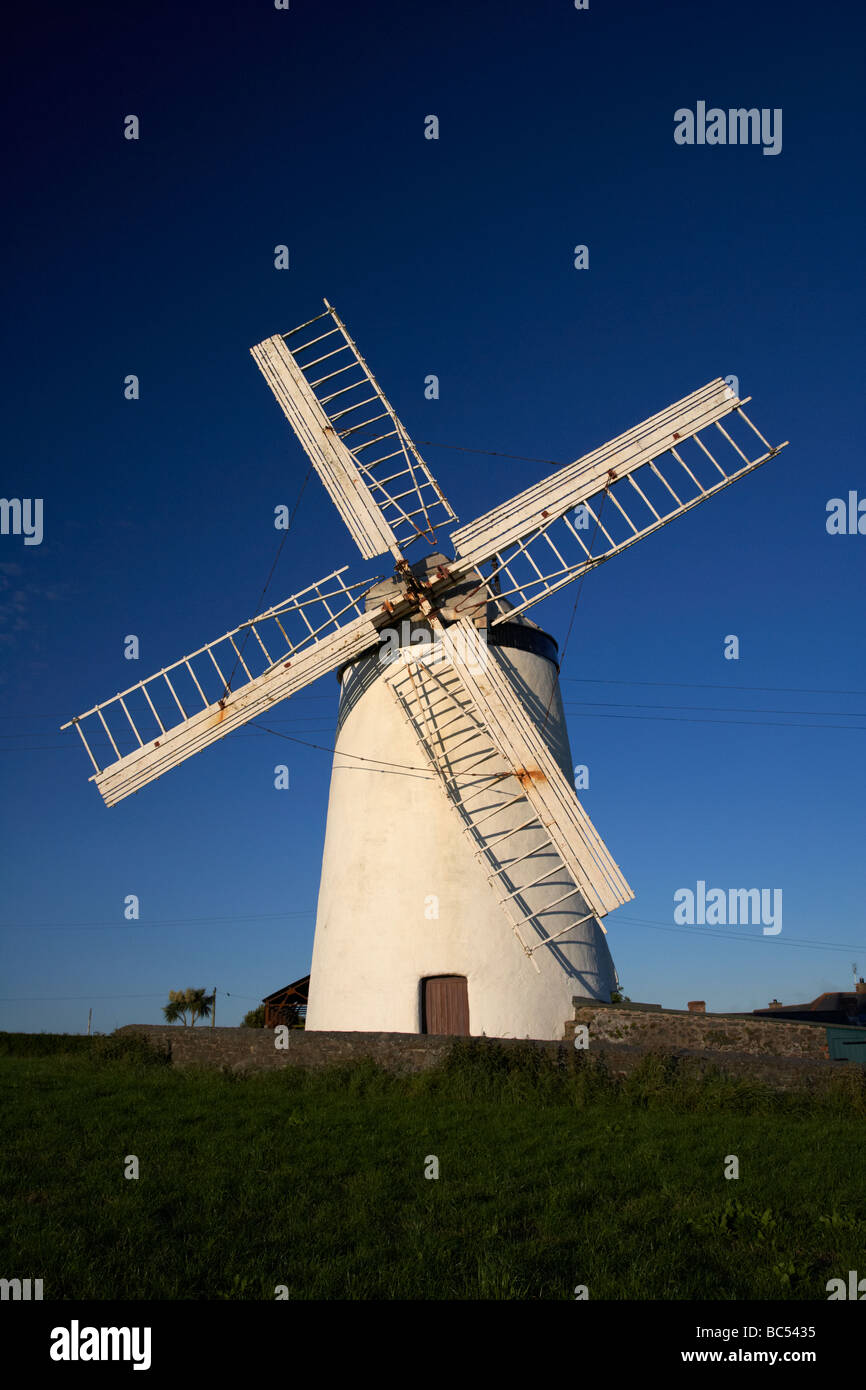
[1,1035,864,1300]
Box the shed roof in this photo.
[262,975,310,1004]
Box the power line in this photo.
[9,712,866,758]
[0,993,171,1002]
[0,725,342,753]
[0,694,337,720]
[21,700,856,772]
[0,716,342,740]
[0,990,272,1003]
[614,919,864,955]
[561,677,866,697]
[5,701,864,767]
[543,488,611,740]
[7,679,863,721]
[6,730,339,744]
[220,456,318,701]
[251,723,436,777]
[0,746,79,752]
[418,440,566,467]
[0,910,315,932]
[565,710,865,732]
[11,706,864,759]
[565,699,865,719]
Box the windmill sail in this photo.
[61,569,386,807]
[251,302,457,561]
[449,380,788,621]
[385,619,632,967]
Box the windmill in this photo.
[62,301,788,1039]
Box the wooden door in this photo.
[423,976,470,1035]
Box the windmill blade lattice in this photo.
[62,569,386,806]
[449,379,787,622]
[384,619,633,969]
[251,301,457,561]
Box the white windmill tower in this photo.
[63,301,787,1039]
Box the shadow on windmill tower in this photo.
[62,301,788,1042]
[312,569,621,1038]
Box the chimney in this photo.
[687,1000,706,1013]
[856,978,866,997]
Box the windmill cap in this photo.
[363,551,543,631]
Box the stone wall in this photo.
[116,1025,562,1074]
[114,1019,858,1093]
[568,1002,830,1060]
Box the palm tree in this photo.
[163,988,214,1026]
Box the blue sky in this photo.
[1,0,864,1032]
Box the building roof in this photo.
[767,991,858,1013]
[753,990,865,1022]
[810,992,857,1012]
[262,975,310,1004]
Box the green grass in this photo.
[2,1039,864,1300]
[0,1030,98,1057]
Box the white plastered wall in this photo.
[305,636,619,1039]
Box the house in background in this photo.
[752,981,866,1027]
[262,976,310,1029]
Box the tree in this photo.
[242,1005,266,1028]
[162,988,214,1026]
